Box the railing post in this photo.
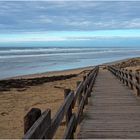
[121,71,123,81]
[117,69,119,78]
[77,96,84,124]
[63,113,76,139]
[125,69,128,86]
[76,81,84,123]
[64,89,73,126]
[124,69,127,85]
[87,73,91,97]
[122,69,125,84]
[77,81,82,107]
[43,109,51,139]
[129,70,133,89]
[88,81,91,97]
[24,108,41,134]
[88,71,96,96]
[83,76,88,105]
[118,70,121,80]
[135,71,140,96]
[120,70,122,81]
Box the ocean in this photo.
[0,46,140,79]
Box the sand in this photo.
[0,67,92,139]
[0,57,140,139]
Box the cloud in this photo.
[0,1,140,32]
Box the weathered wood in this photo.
[122,72,125,82]
[89,73,96,92]
[135,71,140,96]
[129,70,133,89]
[63,114,76,139]
[23,66,99,139]
[76,96,84,124]
[83,76,88,105]
[87,77,91,97]
[24,108,41,134]
[64,89,73,126]
[50,91,74,138]
[23,109,51,139]
[76,81,83,107]
[125,69,129,86]
[108,66,140,96]
[78,68,140,139]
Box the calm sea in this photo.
[0,46,140,79]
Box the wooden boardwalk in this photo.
[78,68,140,139]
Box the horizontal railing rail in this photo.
[23,66,99,139]
[108,65,140,96]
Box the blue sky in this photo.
[0,1,140,47]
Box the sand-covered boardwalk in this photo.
[78,68,140,138]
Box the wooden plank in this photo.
[63,114,76,139]
[80,123,140,131]
[79,131,140,139]
[23,109,51,139]
[22,66,99,139]
[74,81,83,107]
[50,91,74,138]
[64,89,73,126]
[78,68,140,139]
[76,96,84,124]
[81,114,140,120]
[24,108,41,134]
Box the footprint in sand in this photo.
[1,112,9,116]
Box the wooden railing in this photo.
[108,65,140,96]
[23,66,99,139]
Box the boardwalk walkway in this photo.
[78,68,140,139]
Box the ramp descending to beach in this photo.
[23,66,140,139]
[78,68,140,139]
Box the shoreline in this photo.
[0,57,139,92]
[0,66,94,92]
[0,57,140,92]
[2,57,139,81]
[0,57,140,139]
[2,66,95,80]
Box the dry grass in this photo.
[114,58,140,70]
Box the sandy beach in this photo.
[0,66,93,139]
[0,57,140,139]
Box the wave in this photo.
[0,49,139,59]
[0,47,134,54]
[0,47,98,54]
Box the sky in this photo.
[0,1,140,47]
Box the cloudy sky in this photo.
[0,1,140,47]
